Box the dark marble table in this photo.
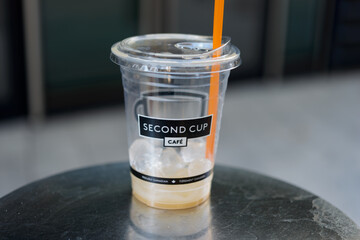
[0,162,359,239]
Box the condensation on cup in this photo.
[111,34,241,209]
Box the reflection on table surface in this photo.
[127,197,212,239]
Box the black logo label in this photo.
[138,115,212,147]
[130,166,213,185]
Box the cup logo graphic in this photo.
[134,90,212,147]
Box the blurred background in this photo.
[1,0,360,224]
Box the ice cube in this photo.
[180,140,206,163]
[188,158,212,176]
[129,138,162,174]
[159,148,186,178]
[149,138,163,148]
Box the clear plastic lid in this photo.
[110,34,241,74]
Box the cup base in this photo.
[130,173,212,210]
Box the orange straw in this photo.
[206,0,225,162]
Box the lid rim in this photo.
[110,34,241,73]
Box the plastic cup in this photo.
[111,34,240,209]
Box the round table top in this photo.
[0,162,359,240]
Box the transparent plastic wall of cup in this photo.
[111,34,241,209]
